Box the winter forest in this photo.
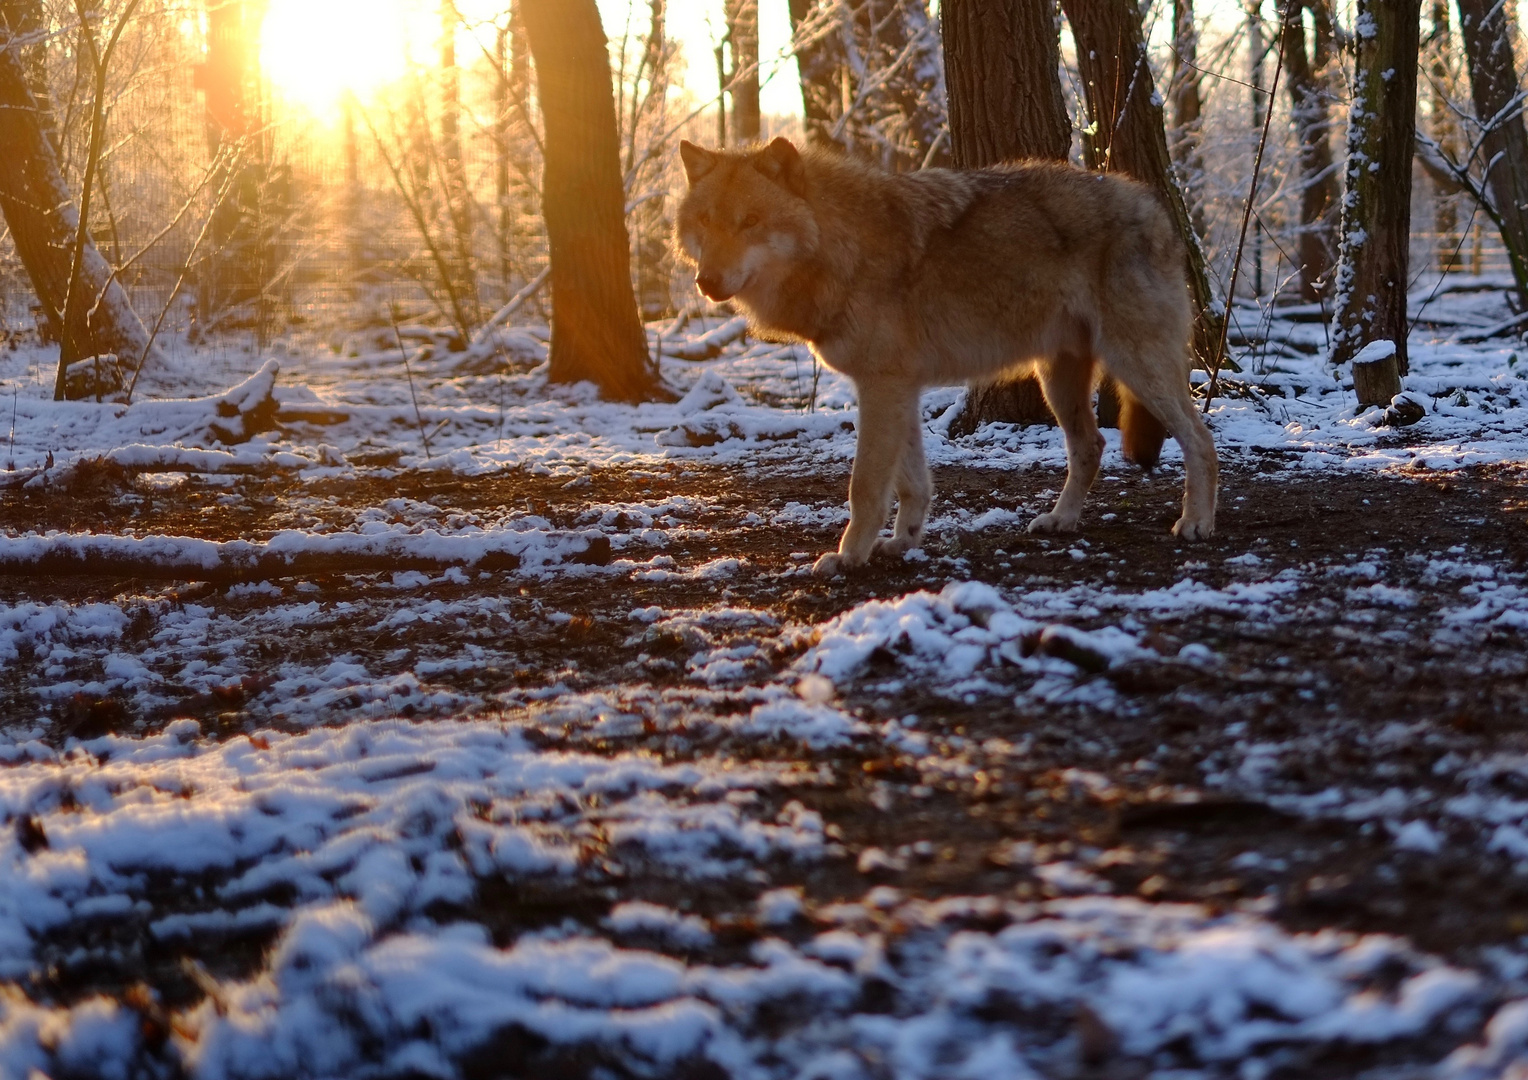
[9,0,1528,1075]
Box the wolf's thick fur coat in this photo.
[675,138,1218,576]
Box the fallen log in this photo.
[0,529,612,582]
[664,316,749,361]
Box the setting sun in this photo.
[259,0,423,115]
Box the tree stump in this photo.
[1352,340,1402,407]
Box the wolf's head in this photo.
[674,137,819,304]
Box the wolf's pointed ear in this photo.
[680,140,717,184]
[753,137,807,197]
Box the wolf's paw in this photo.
[1171,516,1214,541]
[871,535,917,559]
[1027,512,1079,535]
[812,552,852,577]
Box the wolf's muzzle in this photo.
[696,272,733,302]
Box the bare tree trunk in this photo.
[494,22,513,300]
[439,0,479,326]
[0,1,149,397]
[1457,0,1528,306]
[787,0,947,170]
[726,0,760,143]
[1062,0,1221,367]
[520,0,661,401]
[1246,0,1265,299]
[1170,0,1206,237]
[1283,0,1340,300]
[1426,0,1462,272]
[1330,0,1421,373]
[787,0,842,147]
[876,0,951,168]
[943,0,1069,165]
[942,0,1070,433]
[342,93,361,291]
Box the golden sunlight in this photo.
[259,0,421,116]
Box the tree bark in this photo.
[1330,0,1421,372]
[0,2,150,396]
[520,0,661,401]
[943,0,1070,165]
[1283,0,1340,300]
[787,0,948,170]
[1170,0,1206,237]
[1425,0,1462,273]
[1062,0,1220,368]
[941,0,1070,434]
[439,0,480,327]
[787,0,842,147]
[726,0,761,143]
[1456,0,1528,306]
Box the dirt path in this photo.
[4,459,1528,1073]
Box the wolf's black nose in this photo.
[696,271,728,300]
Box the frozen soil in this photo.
[6,455,1528,1061]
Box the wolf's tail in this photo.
[1118,386,1168,470]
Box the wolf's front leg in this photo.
[813,380,920,577]
[871,403,931,559]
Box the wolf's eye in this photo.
[697,211,712,227]
[741,213,760,229]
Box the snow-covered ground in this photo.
[4,278,1528,1076]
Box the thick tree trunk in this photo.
[0,3,149,397]
[1330,0,1421,372]
[942,0,1070,433]
[1062,0,1220,367]
[1457,0,1528,306]
[726,0,761,143]
[943,0,1069,165]
[1283,0,1340,300]
[520,0,660,401]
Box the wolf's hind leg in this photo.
[814,380,919,577]
[872,406,931,559]
[1153,392,1218,539]
[1108,349,1218,539]
[1028,354,1103,534]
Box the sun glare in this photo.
[259,0,420,116]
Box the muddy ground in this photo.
[4,456,1528,1071]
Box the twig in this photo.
[472,265,550,348]
[1204,0,1289,414]
[356,97,475,340]
[390,304,434,461]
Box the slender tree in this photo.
[726,0,760,143]
[1283,0,1340,300]
[1456,0,1528,306]
[1169,0,1206,237]
[520,0,661,401]
[1424,0,1462,273]
[786,0,948,170]
[1330,0,1422,375]
[439,0,480,326]
[1061,0,1220,366]
[787,0,841,146]
[942,0,1070,434]
[0,0,151,398]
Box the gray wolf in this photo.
[675,137,1218,576]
